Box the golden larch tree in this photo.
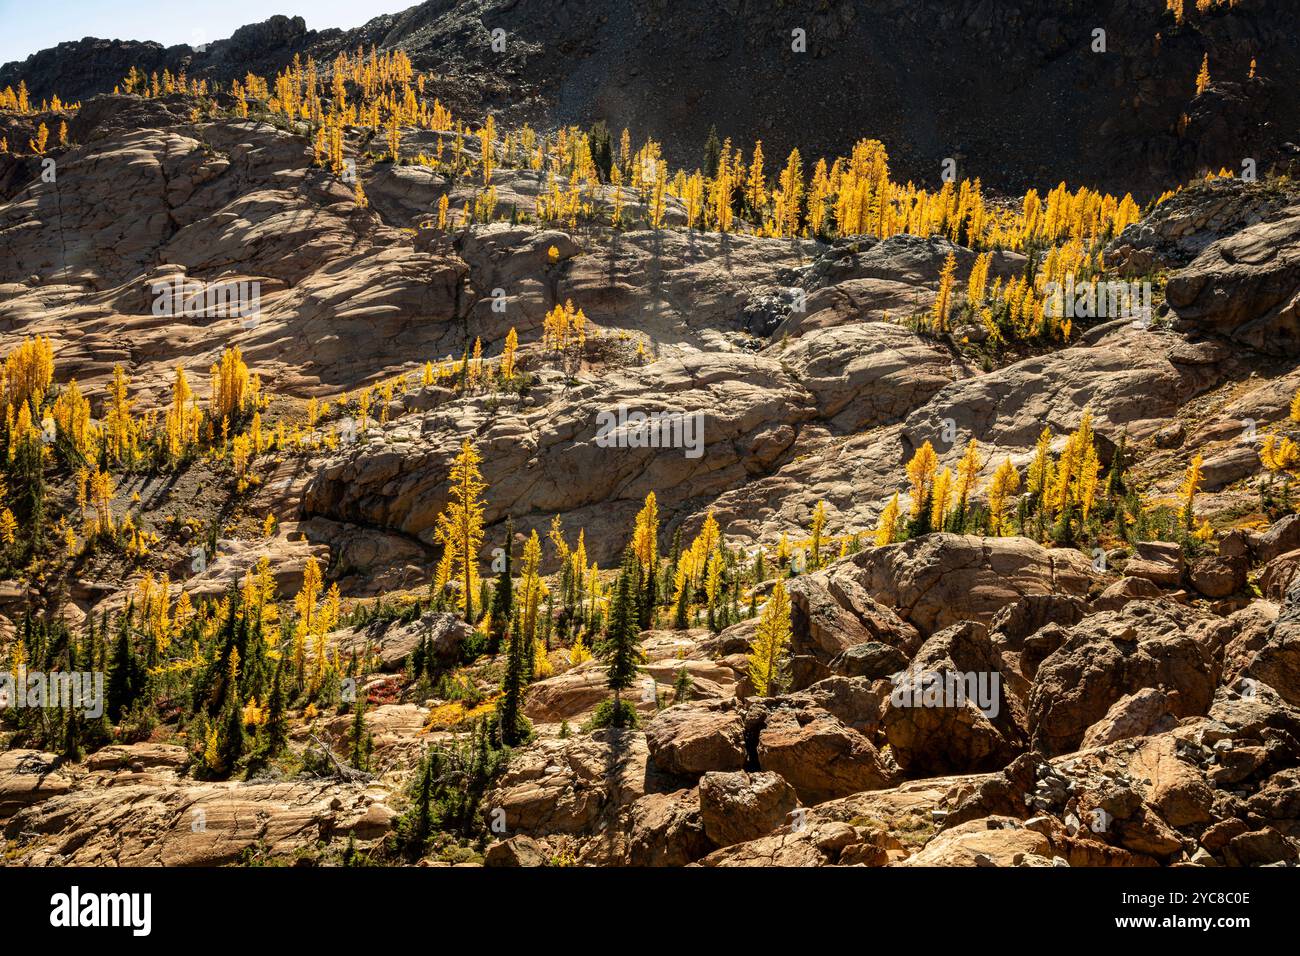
[874,493,901,546]
[436,438,488,621]
[906,441,939,519]
[1196,54,1211,95]
[1180,453,1204,530]
[986,457,1021,535]
[501,327,518,380]
[747,578,792,696]
[745,140,767,212]
[930,251,957,333]
[809,499,827,569]
[953,439,982,522]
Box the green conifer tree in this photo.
[266,660,288,757]
[221,698,245,773]
[107,613,144,723]
[496,611,531,746]
[600,549,644,728]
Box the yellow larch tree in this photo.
[967,252,991,305]
[874,493,901,546]
[51,378,91,457]
[518,529,543,643]
[931,467,954,530]
[1179,453,1204,531]
[210,346,253,425]
[29,122,48,156]
[88,467,115,536]
[807,158,831,237]
[500,327,518,380]
[704,548,724,629]
[953,439,982,522]
[906,441,939,520]
[435,438,488,622]
[292,556,322,685]
[164,365,200,462]
[745,140,767,212]
[103,365,137,463]
[986,457,1021,535]
[632,490,659,626]
[1260,431,1299,483]
[774,148,804,237]
[2,334,54,410]
[809,499,827,570]
[930,251,957,333]
[747,578,792,696]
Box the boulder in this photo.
[522,665,617,723]
[1257,550,1300,601]
[829,641,908,681]
[1222,828,1300,867]
[1246,575,1300,705]
[786,564,920,690]
[1253,513,1300,565]
[0,751,74,819]
[881,622,1024,774]
[989,595,1089,651]
[83,742,189,772]
[1246,769,1300,838]
[1028,602,1219,755]
[483,835,546,867]
[747,676,893,741]
[756,708,898,805]
[803,534,1096,640]
[4,769,394,865]
[619,789,713,866]
[1198,445,1260,492]
[1128,735,1216,828]
[1166,209,1300,356]
[1122,541,1184,587]
[1093,575,1164,611]
[645,703,747,777]
[1080,689,1178,748]
[699,771,799,847]
[699,819,891,867]
[1189,554,1247,598]
[1222,601,1280,683]
[899,816,1051,867]
[485,730,651,837]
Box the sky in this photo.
[0,0,408,66]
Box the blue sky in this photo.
[0,1,408,66]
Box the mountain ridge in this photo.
[3,0,1298,196]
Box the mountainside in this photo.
[1,3,1300,873]
[4,0,1299,195]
